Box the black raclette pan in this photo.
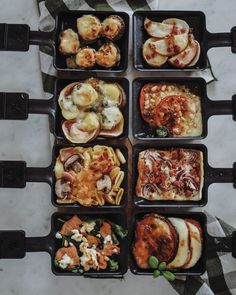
[0,11,129,73]
[0,211,235,277]
[133,77,236,141]
[0,212,128,278]
[130,211,236,276]
[133,10,236,71]
[132,143,236,208]
[0,77,129,143]
[0,143,128,209]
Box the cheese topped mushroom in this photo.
[101,15,125,41]
[75,47,96,68]
[96,42,120,68]
[59,28,80,55]
[77,15,102,42]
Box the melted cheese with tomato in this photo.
[136,148,204,201]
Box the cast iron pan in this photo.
[0,11,129,72]
[133,10,236,71]
[0,77,129,143]
[0,142,128,209]
[133,77,236,141]
[132,143,236,208]
[0,211,235,277]
[130,211,236,276]
[0,212,128,278]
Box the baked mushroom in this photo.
[59,28,80,55]
[55,172,74,199]
[77,14,102,42]
[62,112,100,143]
[66,56,77,69]
[96,175,112,193]
[96,42,120,68]
[75,47,96,68]
[64,154,84,173]
[100,106,124,137]
[101,15,125,41]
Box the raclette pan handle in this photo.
[208,231,236,259]
[206,27,236,53]
[0,23,54,51]
[0,92,54,120]
[205,95,236,121]
[0,161,52,188]
[206,163,236,188]
[0,231,52,259]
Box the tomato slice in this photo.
[155,95,189,135]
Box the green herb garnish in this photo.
[148,256,175,281]
[111,223,128,239]
[155,126,169,138]
[108,259,119,271]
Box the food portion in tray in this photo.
[59,14,125,69]
[54,145,126,206]
[133,214,202,270]
[143,18,200,68]
[139,83,202,138]
[54,215,128,273]
[59,78,126,143]
[136,148,204,201]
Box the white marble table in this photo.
[0,0,236,294]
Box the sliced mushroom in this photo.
[144,18,173,38]
[96,175,112,193]
[59,28,80,55]
[64,154,84,173]
[55,178,72,199]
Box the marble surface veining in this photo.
[0,0,236,294]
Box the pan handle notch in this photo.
[0,23,54,52]
[206,27,236,53]
[205,95,236,120]
[0,161,52,188]
[0,92,54,120]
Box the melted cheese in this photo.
[75,48,96,68]
[58,254,74,269]
[102,16,123,39]
[77,15,101,41]
[96,43,120,68]
[81,112,100,132]
[167,218,190,269]
[102,83,121,107]
[59,28,79,55]
[71,83,98,107]
[101,107,123,130]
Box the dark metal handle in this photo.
[206,27,236,53]
[209,231,236,258]
[205,95,236,120]
[0,161,52,188]
[83,273,124,279]
[25,235,52,255]
[0,230,26,258]
[0,92,54,120]
[0,23,54,51]
[205,163,236,188]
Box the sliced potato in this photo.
[168,39,199,68]
[152,34,189,57]
[188,40,201,67]
[142,38,168,67]
[163,18,189,35]
[144,17,173,38]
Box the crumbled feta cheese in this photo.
[55,232,62,239]
[80,221,96,234]
[59,254,73,269]
[104,235,113,245]
[80,247,98,271]
[71,229,83,242]
[170,176,176,182]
